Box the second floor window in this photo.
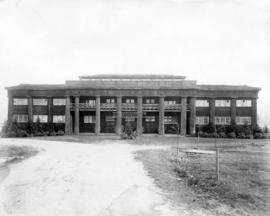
[13,98,28,106]
[146,99,155,104]
[126,99,135,104]
[236,100,252,107]
[87,100,96,105]
[106,98,115,104]
[53,98,66,106]
[164,100,176,105]
[195,100,209,107]
[33,98,48,106]
[215,100,231,107]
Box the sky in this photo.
[0,0,269,127]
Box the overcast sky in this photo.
[0,0,269,127]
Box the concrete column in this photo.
[48,97,53,123]
[65,96,71,134]
[231,98,236,125]
[159,97,165,135]
[28,97,33,122]
[116,96,122,135]
[252,98,257,130]
[95,96,101,135]
[137,96,143,135]
[181,97,187,135]
[209,98,215,126]
[189,97,196,135]
[8,95,13,122]
[74,96,80,134]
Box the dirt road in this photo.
[0,138,184,216]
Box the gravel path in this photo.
[0,138,182,216]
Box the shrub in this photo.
[49,131,57,136]
[254,132,266,139]
[202,123,215,134]
[57,130,65,136]
[6,131,17,137]
[16,129,28,137]
[227,132,236,139]
[263,126,269,134]
[218,132,227,138]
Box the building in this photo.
[5,75,260,135]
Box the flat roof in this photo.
[79,74,186,80]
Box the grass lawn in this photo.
[135,138,270,216]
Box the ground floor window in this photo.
[33,115,48,123]
[105,115,115,122]
[236,116,251,125]
[145,116,155,122]
[53,115,65,123]
[84,115,96,123]
[215,116,231,125]
[13,114,28,123]
[164,116,173,124]
[196,116,209,125]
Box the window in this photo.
[215,116,231,125]
[215,100,231,107]
[106,98,115,104]
[87,100,96,105]
[33,115,48,123]
[126,99,135,104]
[145,116,155,122]
[236,100,252,107]
[53,98,66,106]
[195,100,209,107]
[84,115,96,123]
[236,116,251,125]
[146,99,155,104]
[33,98,48,106]
[164,116,174,124]
[13,114,28,123]
[105,116,115,122]
[164,100,176,105]
[196,116,209,125]
[53,115,65,123]
[13,98,28,106]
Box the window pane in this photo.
[53,115,65,123]
[13,114,28,123]
[33,115,48,123]
[236,116,251,125]
[33,99,48,106]
[195,100,209,107]
[53,99,66,106]
[196,116,209,125]
[236,100,252,107]
[215,100,231,107]
[13,98,28,106]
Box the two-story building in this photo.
[5,75,260,135]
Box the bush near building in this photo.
[196,123,268,139]
[1,119,65,138]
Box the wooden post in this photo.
[74,96,80,134]
[216,148,220,183]
[95,96,100,135]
